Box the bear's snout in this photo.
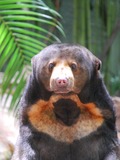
[49,62,74,93]
[56,78,68,87]
[50,76,73,94]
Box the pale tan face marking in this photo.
[28,94,104,143]
[50,61,74,93]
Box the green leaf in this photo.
[9,74,26,111]
[11,28,51,43]
[7,22,61,42]
[0,10,55,20]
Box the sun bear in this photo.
[12,43,120,160]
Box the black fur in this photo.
[53,99,80,126]
[12,44,120,160]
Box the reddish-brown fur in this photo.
[28,94,104,143]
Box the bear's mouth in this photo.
[51,86,80,95]
[53,88,71,94]
[53,99,80,126]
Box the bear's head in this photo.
[32,44,101,101]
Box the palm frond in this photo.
[0,0,64,110]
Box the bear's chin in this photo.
[52,92,79,99]
[54,90,70,94]
[52,88,80,95]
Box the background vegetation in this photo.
[0,0,120,111]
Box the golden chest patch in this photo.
[28,94,104,143]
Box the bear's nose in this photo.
[56,78,68,87]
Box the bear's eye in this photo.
[71,63,77,71]
[48,63,55,71]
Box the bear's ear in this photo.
[95,58,102,71]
